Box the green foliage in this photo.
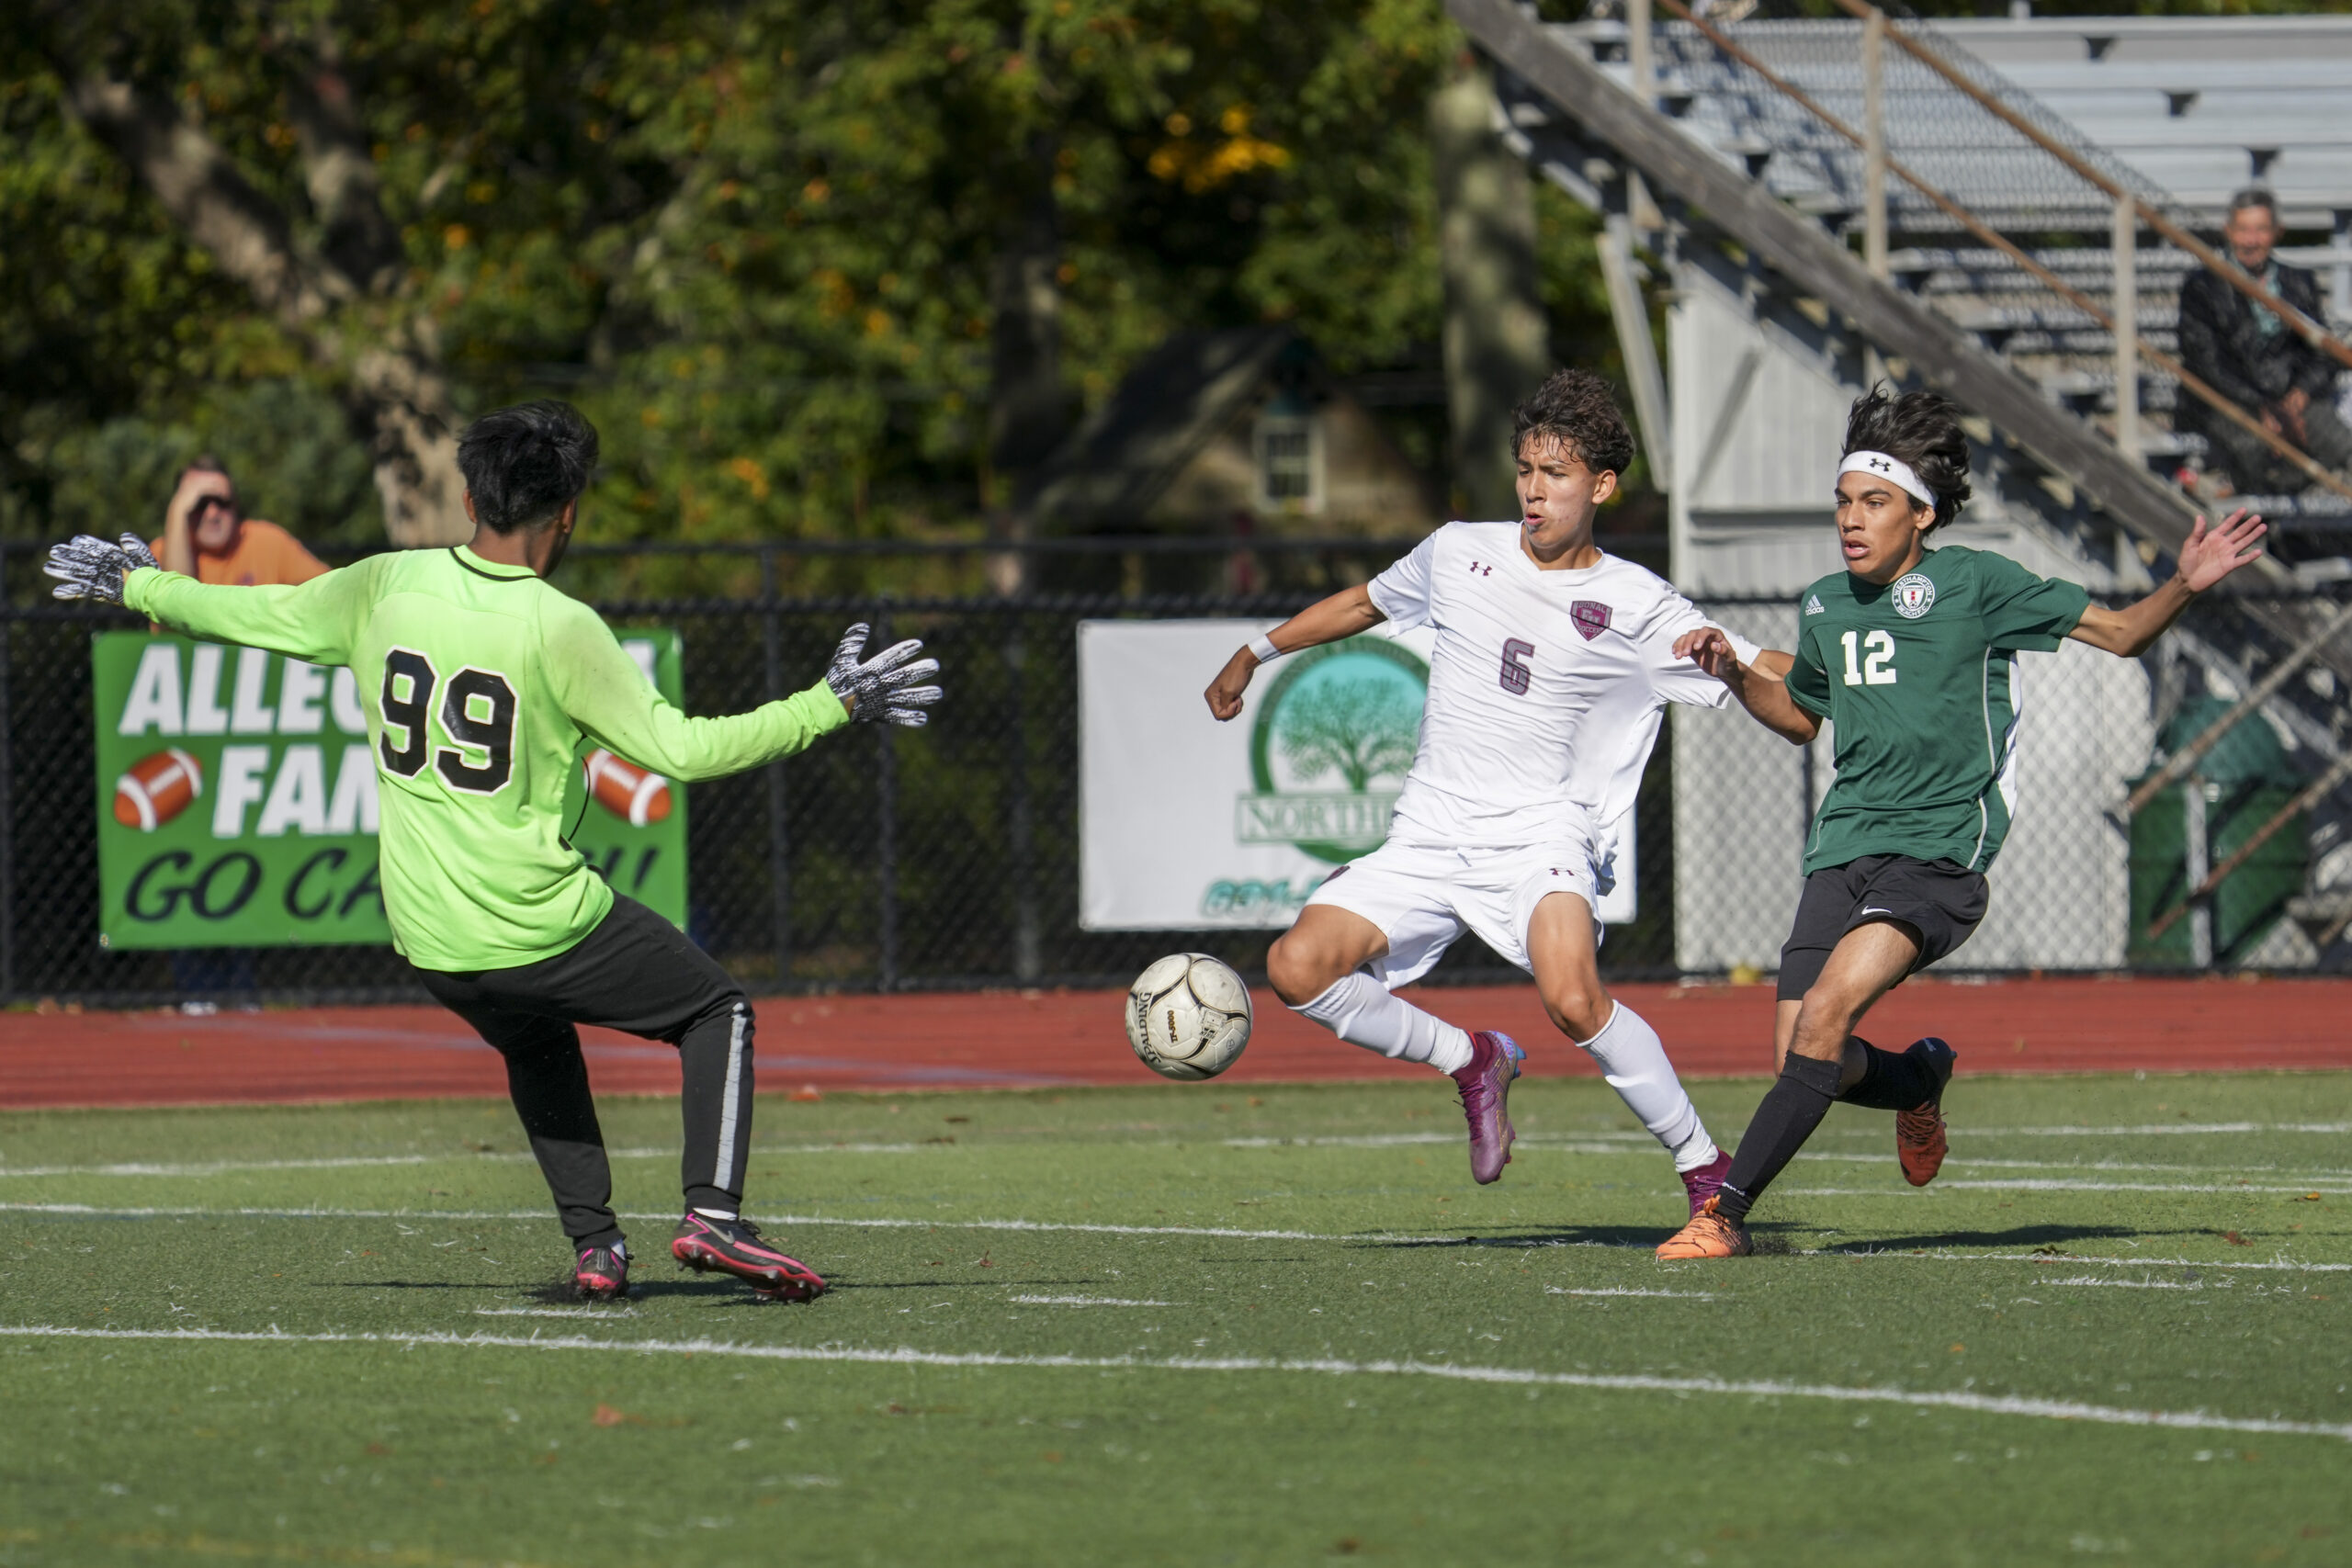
[6,0,1604,576]
[33,381,381,547]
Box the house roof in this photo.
[1023,326,1302,531]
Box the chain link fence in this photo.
[3,545,2346,1003]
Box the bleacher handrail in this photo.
[1651,0,2352,508]
[1826,0,2352,377]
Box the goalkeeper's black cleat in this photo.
[573,1241,629,1301]
[672,1213,827,1301]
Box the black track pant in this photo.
[418,896,754,1252]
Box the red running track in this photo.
[2,976,2346,1111]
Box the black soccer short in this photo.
[419,895,754,1248]
[1775,852,1989,1002]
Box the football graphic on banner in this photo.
[112,748,203,831]
[583,749,673,827]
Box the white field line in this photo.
[0,1145,944,1179]
[1227,1123,2352,1150]
[0,1201,1430,1244]
[1803,1153,2352,1179]
[0,1154,457,1179]
[1783,1179,2352,1196]
[4,1125,2344,1180]
[2036,1277,2207,1291]
[13,1142,2350,1184]
[1828,1250,2352,1273]
[1547,1286,1715,1300]
[0,1202,548,1221]
[1227,1133,1657,1151]
[0,1323,2343,1445]
[1008,1296,1177,1307]
[11,1201,2352,1276]
[1962,1122,2352,1137]
[473,1306,639,1318]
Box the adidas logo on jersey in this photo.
[1804,594,1826,616]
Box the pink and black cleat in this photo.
[672,1213,828,1301]
[573,1241,629,1302]
[1679,1149,1735,1220]
[1449,1031,1525,1185]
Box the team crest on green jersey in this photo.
[1893,571,1937,619]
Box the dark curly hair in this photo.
[1511,368,1635,479]
[1841,385,1971,533]
[457,400,600,534]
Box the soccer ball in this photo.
[1125,953,1253,1081]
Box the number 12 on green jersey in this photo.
[1839,629,1897,686]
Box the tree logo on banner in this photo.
[1238,637,1429,863]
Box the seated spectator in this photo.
[2177,188,2352,498]
[153,457,328,585]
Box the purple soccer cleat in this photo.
[1449,1030,1525,1184]
[1679,1149,1734,1220]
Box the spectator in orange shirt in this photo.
[153,457,329,586]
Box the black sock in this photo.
[1838,1039,1939,1111]
[1715,1054,1843,1224]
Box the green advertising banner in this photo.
[93,629,689,950]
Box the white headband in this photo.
[1838,449,1937,510]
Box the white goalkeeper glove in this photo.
[824,622,943,728]
[45,534,162,604]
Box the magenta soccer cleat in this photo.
[1449,1031,1525,1185]
[573,1241,628,1302]
[1679,1149,1734,1220]
[671,1213,828,1301]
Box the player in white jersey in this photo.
[1204,370,1764,1215]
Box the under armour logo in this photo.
[1867,457,1893,473]
[1468,561,1492,577]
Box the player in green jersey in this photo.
[1655,388,2265,1259]
[45,400,942,1301]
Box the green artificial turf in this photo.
[3,1071,2350,1566]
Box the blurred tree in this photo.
[2,1,1618,577]
[24,0,471,543]
[1431,52,1547,519]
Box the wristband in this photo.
[1248,633,1283,664]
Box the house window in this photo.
[1255,412,1321,513]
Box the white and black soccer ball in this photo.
[1125,953,1253,1081]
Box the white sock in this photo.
[1577,1001,1718,1172]
[692,1206,738,1223]
[1293,973,1476,1076]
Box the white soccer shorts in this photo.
[1301,828,1614,988]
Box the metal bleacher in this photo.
[1446,0,2352,974]
[1563,8,2352,516]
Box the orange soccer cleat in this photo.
[1894,1037,1957,1187]
[1656,1194,1751,1259]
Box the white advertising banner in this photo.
[1078,619,1635,932]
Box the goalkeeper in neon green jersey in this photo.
[47,400,941,1303]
